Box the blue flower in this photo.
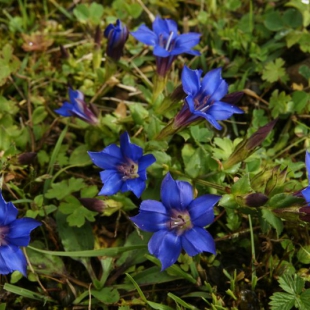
[130,173,220,270]
[131,16,200,76]
[88,132,156,198]
[174,66,244,130]
[104,19,129,61]
[302,151,310,204]
[0,193,41,275]
[55,88,99,125]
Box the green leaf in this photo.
[91,287,120,304]
[73,4,89,23]
[269,90,292,118]
[278,273,304,295]
[26,241,66,275]
[299,65,310,81]
[55,211,94,253]
[297,245,310,264]
[262,58,288,83]
[292,90,310,113]
[88,3,104,25]
[299,32,310,53]
[168,292,197,310]
[59,196,97,227]
[45,178,86,200]
[116,230,151,267]
[32,106,48,125]
[128,103,149,125]
[231,174,252,196]
[283,8,303,28]
[264,10,284,31]
[69,144,92,166]
[4,283,55,303]
[269,292,295,310]
[261,208,283,237]
[300,290,310,310]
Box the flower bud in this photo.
[245,193,269,208]
[18,152,37,165]
[79,198,105,213]
[222,119,277,170]
[104,19,128,61]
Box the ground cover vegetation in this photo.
[0,0,310,309]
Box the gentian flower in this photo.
[104,19,129,61]
[88,132,156,198]
[175,66,244,130]
[55,88,99,125]
[301,151,310,204]
[130,173,220,270]
[0,192,41,275]
[131,16,200,76]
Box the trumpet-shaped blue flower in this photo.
[55,88,99,125]
[302,151,310,204]
[0,193,41,275]
[131,16,200,76]
[88,132,156,198]
[175,66,244,130]
[130,173,220,270]
[104,19,129,61]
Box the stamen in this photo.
[165,32,174,51]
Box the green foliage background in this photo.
[0,0,310,309]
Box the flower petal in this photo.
[54,101,74,117]
[160,173,193,211]
[88,145,123,170]
[98,170,123,195]
[130,205,170,232]
[188,194,220,227]
[173,33,201,54]
[120,132,143,162]
[200,68,223,98]
[181,66,202,96]
[207,101,244,121]
[121,178,145,198]
[153,17,178,36]
[6,218,41,246]
[302,187,310,204]
[138,154,156,172]
[209,79,228,101]
[140,200,168,214]
[131,25,157,46]
[69,88,84,104]
[182,227,216,256]
[153,45,171,57]
[186,96,222,130]
[0,252,12,275]
[148,230,182,270]
[0,194,18,226]
[1,245,27,276]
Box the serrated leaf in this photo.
[269,292,295,310]
[59,196,97,227]
[262,58,288,83]
[278,273,304,295]
[69,144,92,166]
[231,174,252,196]
[269,90,292,118]
[299,290,310,310]
[45,178,86,200]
